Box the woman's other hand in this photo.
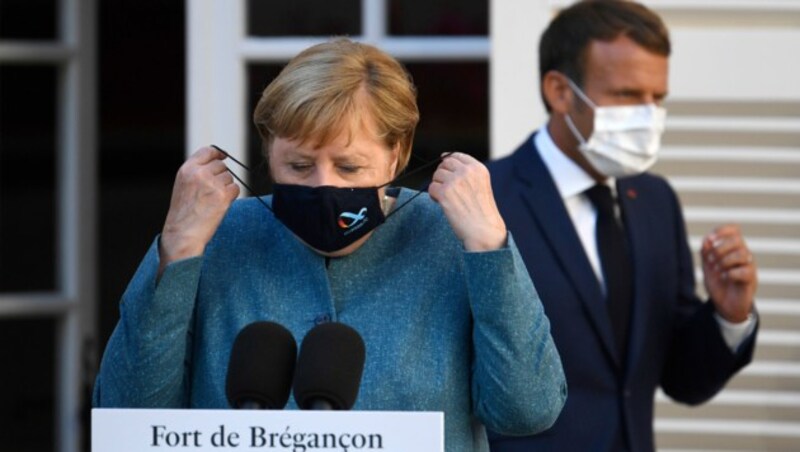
[159,147,240,271]
[429,152,507,252]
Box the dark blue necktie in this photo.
[585,184,633,363]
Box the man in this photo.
[488,1,758,451]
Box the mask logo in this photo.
[209,145,454,254]
[338,207,369,234]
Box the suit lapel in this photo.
[511,135,621,367]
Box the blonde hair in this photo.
[253,38,419,176]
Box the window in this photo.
[0,1,96,451]
[189,0,489,194]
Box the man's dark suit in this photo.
[487,132,756,451]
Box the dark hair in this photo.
[539,0,670,112]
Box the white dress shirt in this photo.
[534,128,755,351]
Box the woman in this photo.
[93,38,566,451]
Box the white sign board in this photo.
[92,408,444,452]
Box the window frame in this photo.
[187,0,489,174]
[0,0,97,451]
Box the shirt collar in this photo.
[535,126,616,199]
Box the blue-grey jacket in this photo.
[93,188,567,452]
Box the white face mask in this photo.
[564,78,667,178]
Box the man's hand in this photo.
[701,225,757,323]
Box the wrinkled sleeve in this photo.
[660,186,756,405]
[92,237,202,408]
[466,234,567,435]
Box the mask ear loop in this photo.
[212,144,454,218]
[565,77,597,109]
[562,78,596,149]
[381,151,455,219]
[211,145,274,213]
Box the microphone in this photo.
[226,321,297,409]
[293,322,366,410]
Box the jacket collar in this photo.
[510,132,623,368]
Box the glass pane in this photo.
[0,319,55,451]
[401,62,488,188]
[390,0,488,36]
[248,0,361,37]
[0,65,58,292]
[0,0,59,40]
[97,0,186,347]
[246,63,286,195]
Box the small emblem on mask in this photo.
[338,207,369,233]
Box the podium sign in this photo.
[92,408,444,451]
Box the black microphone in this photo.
[226,321,297,409]
[293,322,366,410]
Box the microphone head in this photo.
[226,321,297,409]
[293,322,366,410]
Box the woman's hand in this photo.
[428,152,507,252]
[159,147,240,271]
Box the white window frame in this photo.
[188,0,489,173]
[0,1,96,451]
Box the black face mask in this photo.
[211,145,450,253]
[271,183,385,252]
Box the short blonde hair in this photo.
[253,38,419,176]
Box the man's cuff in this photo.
[714,310,758,352]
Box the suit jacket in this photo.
[487,132,756,452]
